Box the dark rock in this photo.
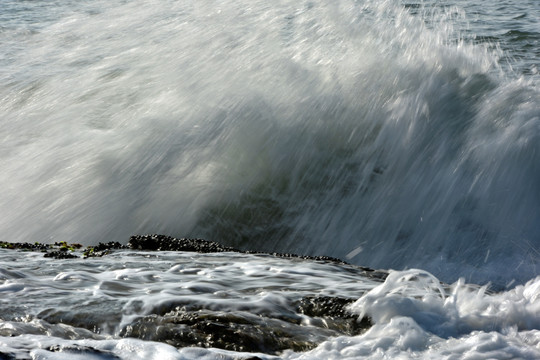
[83,242,128,258]
[128,234,238,253]
[120,309,318,354]
[44,251,79,259]
[128,234,379,269]
[0,351,17,360]
[296,296,371,335]
[0,235,386,281]
[92,242,127,252]
[46,345,120,359]
[119,295,372,355]
[297,296,356,318]
[267,252,351,265]
[0,241,51,251]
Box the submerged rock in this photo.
[119,296,372,355]
[44,250,79,259]
[0,235,381,356]
[297,296,371,335]
[46,345,121,359]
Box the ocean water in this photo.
[0,249,539,359]
[1,0,539,284]
[0,0,539,358]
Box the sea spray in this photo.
[0,0,538,284]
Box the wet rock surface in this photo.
[0,235,382,273]
[0,344,122,360]
[44,250,79,259]
[1,241,83,259]
[297,296,372,334]
[0,241,52,251]
[83,241,128,258]
[128,234,367,268]
[0,235,380,355]
[128,234,237,253]
[119,296,372,355]
[46,345,121,359]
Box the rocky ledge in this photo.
[0,235,382,356]
[118,295,371,355]
[0,234,381,271]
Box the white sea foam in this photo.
[350,270,540,334]
[283,270,540,359]
[1,251,539,359]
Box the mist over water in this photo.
[1,0,539,284]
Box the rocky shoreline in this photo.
[0,235,383,357]
[1,234,385,274]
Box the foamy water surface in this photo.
[0,249,539,359]
[1,0,540,357]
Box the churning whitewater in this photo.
[0,1,539,283]
[1,1,540,358]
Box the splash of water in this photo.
[0,0,538,284]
